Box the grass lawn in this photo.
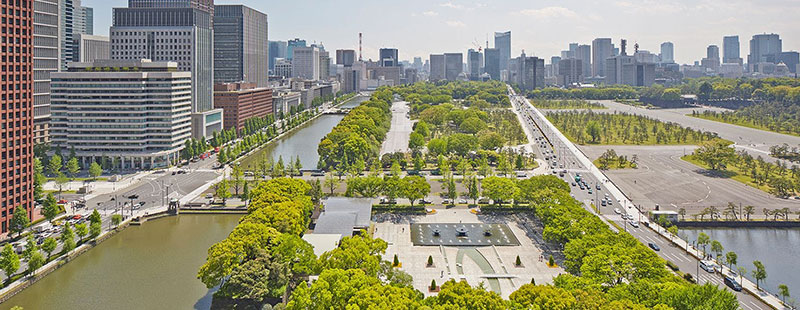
[44,190,77,195]
[46,177,108,182]
[681,155,789,195]
[688,114,800,138]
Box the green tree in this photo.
[459,117,486,134]
[231,164,243,195]
[111,214,123,227]
[481,176,517,204]
[42,193,59,223]
[215,180,232,204]
[585,121,601,143]
[697,232,710,254]
[61,223,76,255]
[779,284,790,303]
[725,251,738,269]
[324,172,339,195]
[55,173,69,198]
[27,251,45,277]
[217,149,228,165]
[425,280,506,309]
[711,240,724,262]
[89,222,102,240]
[218,250,290,301]
[89,209,102,226]
[66,157,80,180]
[467,175,480,204]
[88,162,103,180]
[752,260,767,290]
[427,138,448,156]
[408,132,425,150]
[445,175,457,204]
[413,154,425,171]
[75,223,88,243]
[22,235,37,261]
[41,237,57,260]
[9,206,29,238]
[48,154,62,176]
[401,176,430,206]
[694,139,736,171]
[0,244,20,282]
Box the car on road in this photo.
[629,221,639,228]
[310,171,325,177]
[458,199,468,204]
[614,208,621,214]
[571,182,576,187]
[596,184,601,190]
[700,260,717,273]
[601,200,607,206]
[724,277,742,291]
[587,189,593,194]
[205,193,213,199]
[419,198,432,205]
[648,243,660,251]
[58,199,68,204]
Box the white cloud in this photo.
[423,11,439,16]
[614,1,686,14]
[446,20,466,27]
[518,6,578,19]
[440,2,465,10]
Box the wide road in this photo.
[380,101,414,155]
[596,100,800,162]
[510,90,774,310]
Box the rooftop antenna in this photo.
[358,33,363,62]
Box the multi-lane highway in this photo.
[508,88,774,310]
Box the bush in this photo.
[427,255,433,267]
[430,279,437,291]
[393,254,399,267]
[683,273,696,283]
[548,255,555,267]
[515,255,522,266]
[666,260,680,272]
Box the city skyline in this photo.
[84,0,799,65]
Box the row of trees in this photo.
[691,102,800,138]
[317,89,392,171]
[595,149,638,170]
[394,80,511,110]
[690,139,799,197]
[771,143,800,162]
[549,110,721,145]
[530,99,607,110]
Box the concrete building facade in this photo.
[213,83,273,132]
[73,34,110,63]
[293,46,320,80]
[444,53,463,81]
[50,60,192,170]
[592,38,613,77]
[429,54,446,81]
[33,0,61,145]
[494,31,511,73]
[214,5,269,87]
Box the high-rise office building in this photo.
[111,0,222,139]
[660,42,674,64]
[494,31,511,73]
[287,38,307,61]
[549,56,562,78]
[483,48,500,80]
[1,0,35,233]
[429,54,446,81]
[707,45,720,60]
[779,52,800,74]
[274,58,293,78]
[467,49,482,80]
[379,48,399,67]
[293,46,320,80]
[723,36,742,64]
[51,60,192,170]
[576,45,591,78]
[592,38,613,77]
[444,53,463,81]
[268,41,287,73]
[33,0,60,145]
[515,54,544,91]
[81,7,93,34]
[748,33,782,65]
[319,50,330,79]
[61,0,94,70]
[214,5,269,87]
[336,50,356,67]
[606,40,656,87]
[558,58,582,86]
[73,34,110,63]
[412,57,423,71]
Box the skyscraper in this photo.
[723,36,742,64]
[444,53,463,81]
[293,46,320,80]
[111,0,222,139]
[379,48,399,67]
[61,0,94,70]
[268,41,287,73]
[214,5,269,87]
[73,34,111,63]
[467,49,482,80]
[33,0,61,144]
[558,58,582,86]
[336,50,356,67]
[707,45,720,60]
[494,31,511,73]
[660,42,674,64]
[515,54,544,91]
[1,0,34,233]
[429,54,446,81]
[483,48,500,80]
[748,33,782,66]
[576,45,592,79]
[287,38,307,61]
[592,38,613,77]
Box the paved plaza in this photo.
[374,209,563,298]
[411,223,520,246]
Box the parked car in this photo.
[629,221,640,228]
[700,260,717,273]
[724,277,742,291]
[614,208,621,214]
[458,199,468,204]
[420,198,432,205]
[648,243,661,251]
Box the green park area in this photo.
[593,149,638,170]
[529,99,606,110]
[547,110,723,146]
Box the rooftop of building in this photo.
[66,59,180,72]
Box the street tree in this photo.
[231,164,243,196]
[90,222,102,240]
[467,175,480,204]
[0,244,20,282]
[401,176,430,206]
[42,193,59,223]
[88,162,103,180]
[9,206,29,238]
[694,139,736,171]
[55,173,69,198]
[585,121,601,143]
[697,232,710,254]
[725,251,738,269]
[445,175,457,204]
[737,266,747,285]
[711,240,724,261]
[481,176,517,205]
[89,209,101,226]
[779,284,791,303]
[41,237,57,260]
[27,251,45,277]
[66,157,80,180]
[324,172,339,196]
[22,235,37,261]
[61,223,76,255]
[215,180,232,204]
[111,214,123,228]
[48,154,62,176]
[752,260,767,290]
[75,223,88,243]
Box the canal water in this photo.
[239,95,367,170]
[1,214,241,310]
[682,228,800,301]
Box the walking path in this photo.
[380,101,414,155]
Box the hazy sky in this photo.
[87,0,799,65]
